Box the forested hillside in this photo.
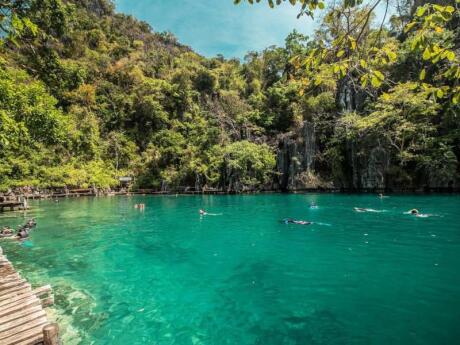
[0,0,459,192]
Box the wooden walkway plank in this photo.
[0,305,44,325]
[0,291,36,309]
[13,334,44,345]
[0,283,32,298]
[1,325,44,345]
[0,296,41,319]
[0,286,32,302]
[0,310,46,333]
[0,316,48,340]
[0,279,28,291]
[0,247,58,345]
[0,272,22,280]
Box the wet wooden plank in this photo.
[13,333,44,345]
[0,291,36,309]
[0,317,48,341]
[0,272,20,281]
[32,285,52,298]
[0,279,28,291]
[0,310,46,333]
[1,324,44,345]
[0,296,41,319]
[0,305,43,325]
[0,247,57,345]
[0,283,32,298]
[0,286,32,302]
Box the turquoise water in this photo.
[1,194,460,345]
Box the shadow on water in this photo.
[198,260,349,345]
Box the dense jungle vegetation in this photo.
[0,0,459,191]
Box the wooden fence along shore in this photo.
[0,247,59,345]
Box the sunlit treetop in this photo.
[237,0,460,105]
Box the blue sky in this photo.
[114,0,317,58]
[114,0,391,59]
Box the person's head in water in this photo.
[199,209,206,215]
[410,209,419,215]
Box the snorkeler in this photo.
[294,220,312,225]
[16,228,28,239]
[354,207,383,213]
[283,219,312,225]
[1,226,14,236]
[406,209,433,217]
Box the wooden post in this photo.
[43,323,60,345]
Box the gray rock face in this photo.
[276,121,319,191]
[360,147,390,189]
[336,77,366,113]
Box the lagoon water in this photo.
[1,194,460,345]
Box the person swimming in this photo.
[310,202,318,209]
[199,209,207,216]
[17,228,29,239]
[354,207,383,213]
[1,226,14,236]
[406,209,433,217]
[283,219,312,225]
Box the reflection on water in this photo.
[1,194,460,345]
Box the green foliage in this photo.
[344,83,440,164]
[0,0,458,192]
[209,141,276,190]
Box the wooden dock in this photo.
[0,247,59,345]
[0,202,27,213]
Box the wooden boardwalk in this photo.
[0,247,59,345]
[0,202,27,213]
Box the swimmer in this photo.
[408,209,419,215]
[199,209,207,216]
[1,227,14,236]
[354,207,382,213]
[283,219,312,226]
[310,202,318,209]
[294,220,312,225]
[17,228,28,239]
